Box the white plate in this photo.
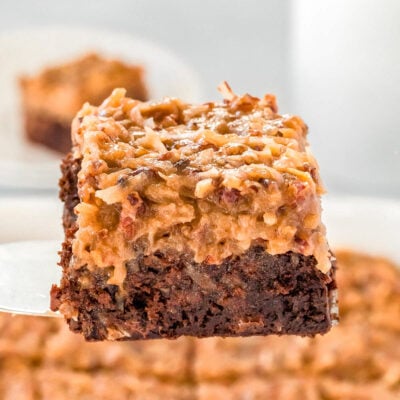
[0,196,62,244]
[0,195,399,266]
[0,26,202,191]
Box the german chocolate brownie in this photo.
[20,53,148,153]
[51,83,337,340]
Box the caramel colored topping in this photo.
[71,84,330,285]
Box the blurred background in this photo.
[0,2,400,399]
[0,0,399,197]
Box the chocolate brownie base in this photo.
[52,154,337,341]
[24,110,71,154]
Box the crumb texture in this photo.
[56,244,335,341]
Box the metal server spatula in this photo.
[0,240,61,316]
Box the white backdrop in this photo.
[290,0,400,198]
[0,0,399,198]
[0,0,290,104]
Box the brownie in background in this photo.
[19,53,148,153]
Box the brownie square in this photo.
[43,327,193,381]
[196,377,320,400]
[51,83,337,340]
[37,370,194,400]
[20,53,148,153]
[196,376,400,400]
[193,336,311,381]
